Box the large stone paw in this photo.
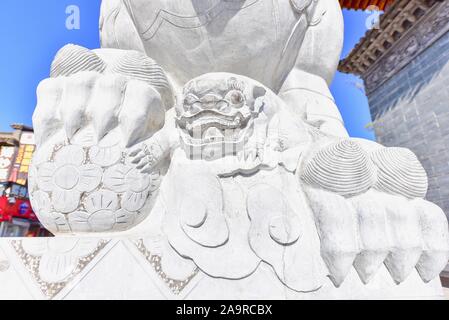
[29,45,172,234]
[299,138,449,286]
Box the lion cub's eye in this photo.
[225,90,245,108]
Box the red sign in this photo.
[0,197,13,222]
[0,196,36,221]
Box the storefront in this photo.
[0,124,50,237]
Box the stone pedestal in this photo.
[0,237,444,300]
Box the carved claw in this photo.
[118,80,165,148]
[88,74,127,141]
[414,199,449,282]
[304,187,360,287]
[128,135,169,174]
[34,46,170,153]
[129,146,146,163]
[62,72,99,140]
[33,78,64,147]
[383,195,423,284]
[350,190,391,284]
[34,72,165,150]
[300,138,449,287]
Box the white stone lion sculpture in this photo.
[27,0,449,294]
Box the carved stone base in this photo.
[0,237,444,300]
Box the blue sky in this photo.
[0,1,374,140]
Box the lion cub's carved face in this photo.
[176,73,266,160]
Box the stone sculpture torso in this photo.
[113,0,310,91]
[0,0,447,300]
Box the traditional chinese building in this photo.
[0,124,49,237]
[339,0,449,285]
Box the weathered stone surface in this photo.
[3,0,447,300]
